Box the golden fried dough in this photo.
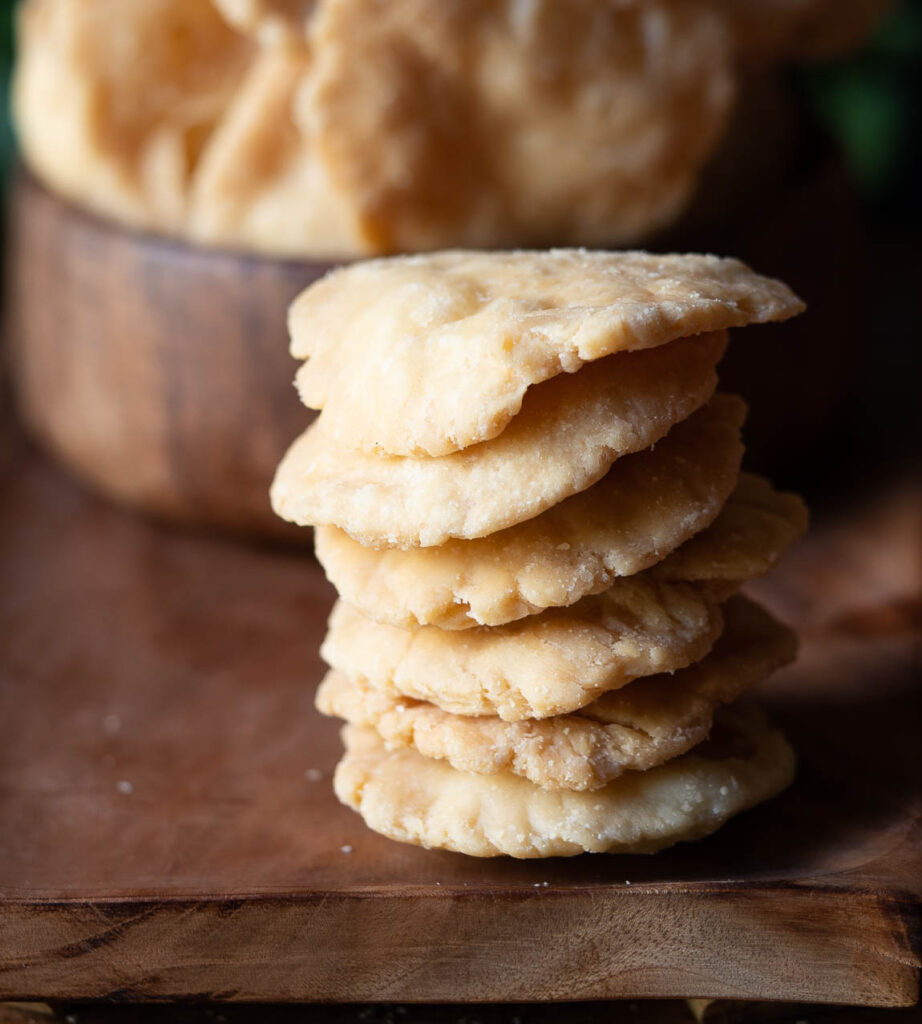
[318,596,795,791]
[320,582,723,723]
[654,473,808,585]
[290,250,802,456]
[188,48,362,256]
[313,396,746,629]
[272,333,725,547]
[14,0,252,232]
[333,704,796,857]
[212,0,314,46]
[306,0,735,254]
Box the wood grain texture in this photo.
[5,172,334,540]
[0,436,919,1005]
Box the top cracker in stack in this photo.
[271,250,808,858]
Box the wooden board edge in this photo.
[0,887,917,1006]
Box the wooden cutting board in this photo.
[0,435,919,1006]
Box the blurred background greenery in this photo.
[0,2,13,177]
[800,0,922,220]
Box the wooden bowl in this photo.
[5,172,335,541]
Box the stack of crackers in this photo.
[272,250,809,858]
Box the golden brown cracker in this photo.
[320,581,724,723]
[272,333,725,548]
[318,596,795,792]
[212,0,314,47]
[333,704,796,857]
[189,48,362,256]
[313,396,747,629]
[306,0,735,255]
[14,0,252,232]
[653,473,809,585]
[290,250,802,457]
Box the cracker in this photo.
[320,582,723,723]
[272,333,725,548]
[314,396,746,629]
[14,0,252,233]
[318,596,795,792]
[314,466,803,634]
[333,703,796,857]
[654,473,808,585]
[189,48,363,257]
[212,0,314,46]
[305,0,735,258]
[290,250,803,456]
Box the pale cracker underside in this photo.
[333,704,796,857]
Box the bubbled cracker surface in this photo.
[313,396,746,629]
[16,0,736,256]
[188,48,364,257]
[317,596,795,791]
[14,0,252,233]
[333,704,796,858]
[212,0,314,46]
[18,1,883,258]
[306,0,735,257]
[653,473,809,584]
[291,250,803,456]
[320,581,724,723]
[271,332,725,547]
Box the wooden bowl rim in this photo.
[11,167,348,274]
